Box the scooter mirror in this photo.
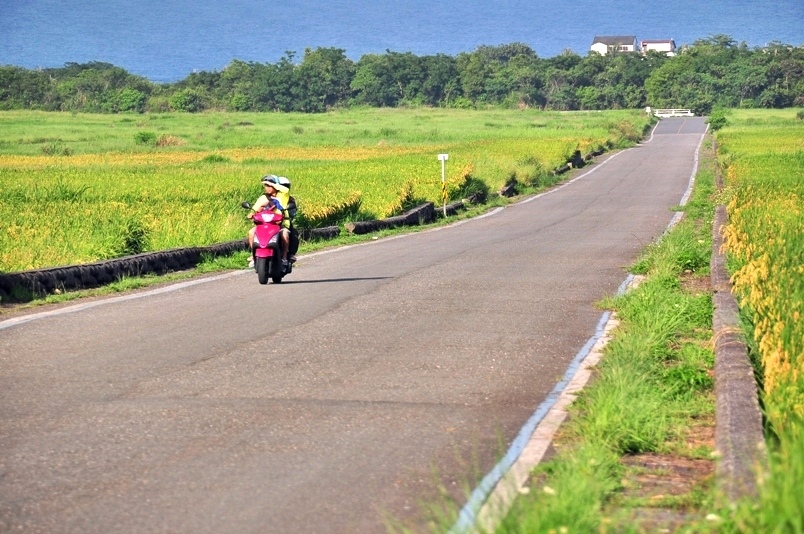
[241,201,252,210]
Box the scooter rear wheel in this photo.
[256,257,269,285]
[271,255,283,284]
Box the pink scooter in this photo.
[242,201,290,284]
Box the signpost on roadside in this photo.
[438,153,448,217]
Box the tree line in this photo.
[1,35,801,115]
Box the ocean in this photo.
[1,0,802,83]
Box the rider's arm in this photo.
[252,194,270,212]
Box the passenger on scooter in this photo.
[276,176,299,263]
[247,175,289,267]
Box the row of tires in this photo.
[0,226,339,302]
[1,148,603,303]
[0,241,246,302]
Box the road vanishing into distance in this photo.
[1,117,708,533]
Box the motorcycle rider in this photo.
[247,175,290,268]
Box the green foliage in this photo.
[296,47,355,112]
[449,174,489,202]
[713,110,804,530]
[0,108,651,271]
[724,421,804,532]
[116,88,146,112]
[200,154,230,163]
[499,153,718,531]
[500,445,622,533]
[707,108,729,130]
[118,216,150,256]
[2,36,801,113]
[170,88,206,112]
[40,142,72,156]
[646,36,804,114]
[134,131,158,145]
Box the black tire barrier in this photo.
[570,149,585,169]
[0,226,346,301]
[443,199,466,216]
[301,226,340,241]
[1,148,607,302]
[345,203,435,235]
[499,181,518,197]
[0,240,244,302]
[553,163,572,175]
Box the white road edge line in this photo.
[450,122,707,533]
[0,270,247,331]
[449,280,632,534]
[518,120,662,206]
[2,122,668,332]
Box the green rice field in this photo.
[0,108,651,272]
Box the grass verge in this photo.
[489,134,718,533]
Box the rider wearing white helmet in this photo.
[246,174,291,268]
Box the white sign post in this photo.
[438,153,449,217]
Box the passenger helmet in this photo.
[261,174,279,186]
[277,176,291,190]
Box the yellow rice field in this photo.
[0,109,650,272]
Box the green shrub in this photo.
[134,131,157,145]
[707,109,728,130]
[118,216,150,256]
[40,142,72,156]
[170,89,206,112]
[116,88,146,113]
[200,154,230,163]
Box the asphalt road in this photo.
[0,117,708,533]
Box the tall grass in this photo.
[0,109,651,272]
[716,108,804,531]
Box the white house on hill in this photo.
[590,36,638,55]
[641,39,677,56]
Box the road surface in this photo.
[0,117,708,533]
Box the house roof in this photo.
[641,39,676,45]
[591,36,637,46]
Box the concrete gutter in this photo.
[711,204,766,501]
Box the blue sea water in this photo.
[1,0,802,83]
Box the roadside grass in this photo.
[489,135,717,533]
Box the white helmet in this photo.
[261,174,279,186]
[277,176,291,189]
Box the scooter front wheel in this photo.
[256,257,269,285]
